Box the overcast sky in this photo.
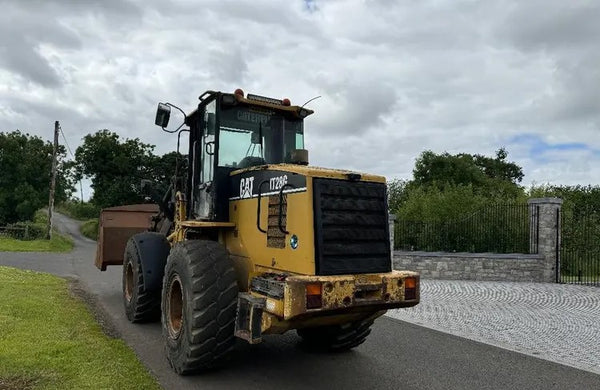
[1,0,599,199]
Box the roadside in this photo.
[0,233,72,252]
[387,279,600,375]
[0,266,159,389]
[0,210,74,252]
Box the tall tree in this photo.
[148,151,188,194]
[411,148,524,198]
[473,148,524,183]
[74,130,156,208]
[0,131,72,224]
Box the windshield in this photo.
[218,105,304,168]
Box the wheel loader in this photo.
[95,89,420,374]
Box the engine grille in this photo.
[313,178,391,275]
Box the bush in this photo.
[80,219,99,241]
[33,209,48,224]
[58,201,101,220]
[0,222,46,241]
[396,184,491,222]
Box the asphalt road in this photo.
[1,213,600,390]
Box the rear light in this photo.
[404,277,417,300]
[306,283,322,309]
[234,88,244,97]
[282,98,291,106]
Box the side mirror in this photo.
[155,103,171,127]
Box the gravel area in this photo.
[387,280,600,374]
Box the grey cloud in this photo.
[208,47,248,85]
[497,2,600,51]
[0,0,141,86]
[491,1,600,127]
[310,74,398,136]
[0,6,79,86]
[20,0,141,18]
[1,45,62,86]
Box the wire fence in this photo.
[394,203,534,254]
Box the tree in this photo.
[387,179,409,214]
[411,148,524,198]
[473,148,524,183]
[73,130,185,208]
[388,148,526,222]
[0,131,73,224]
[148,151,188,195]
[74,130,157,208]
[412,150,485,189]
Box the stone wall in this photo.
[393,252,546,282]
[392,198,562,283]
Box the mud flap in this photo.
[132,232,170,292]
[235,293,265,344]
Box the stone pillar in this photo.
[528,198,563,283]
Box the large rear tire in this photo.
[123,238,161,323]
[297,316,376,351]
[162,240,238,375]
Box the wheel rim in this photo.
[124,262,134,302]
[167,275,184,339]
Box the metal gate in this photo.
[558,207,600,286]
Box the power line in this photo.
[58,123,74,158]
[57,123,85,202]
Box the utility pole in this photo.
[47,121,59,239]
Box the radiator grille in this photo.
[313,178,391,275]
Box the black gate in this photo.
[559,207,600,286]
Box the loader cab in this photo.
[157,90,312,222]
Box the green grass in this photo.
[0,232,73,252]
[0,266,160,390]
[80,219,99,241]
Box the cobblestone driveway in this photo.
[387,280,600,374]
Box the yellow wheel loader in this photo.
[95,89,419,374]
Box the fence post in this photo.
[527,198,563,283]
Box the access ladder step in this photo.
[234,293,265,344]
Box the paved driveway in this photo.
[1,213,600,389]
[388,280,600,375]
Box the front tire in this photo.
[122,238,161,323]
[162,240,238,374]
[297,316,376,351]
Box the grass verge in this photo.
[80,219,99,241]
[0,232,73,252]
[0,266,160,390]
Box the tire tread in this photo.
[162,240,238,374]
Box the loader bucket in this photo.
[94,204,159,271]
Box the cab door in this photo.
[192,98,217,220]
